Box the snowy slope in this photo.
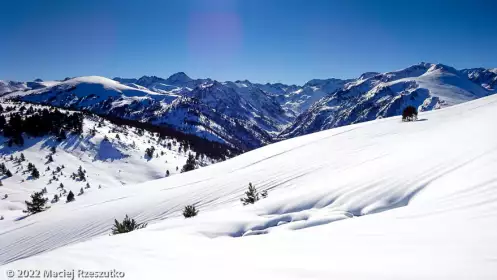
[281,63,492,137]
[0,102,215,225]
[0,81,28,95]
[1,94,497,279]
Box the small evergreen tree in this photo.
[402,106,418,122]
[5,169,12,177]
[47,154,54,163]
[145,146,155,158]
[261,190,268,199]
[66,191,75,202]
[50,146,56,154]
[31,167,40,179]
[20,153,25,162]
[181,153,196,173]
[25,191,48,214]
[111,215,147,235]
[77,166,86,181]
[240,183,267,205]
[52,194,59,203]
[166,170,170,177]
[183,205,199,218]
[78,187,84,196]
[85,182,91,189]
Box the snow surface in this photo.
[1,93,497,279]
[0,102,213,226]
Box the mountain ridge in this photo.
[1,62,495,151]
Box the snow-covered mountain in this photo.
[261,78,354,115]
[461,67,497,91]
[0,101,223,223]
[2,62,495,150]
[280,63,493,138]
[2,76,294,150]
[0,81,28,95]
[2,93,497,279]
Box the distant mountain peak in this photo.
[166,72,192,84]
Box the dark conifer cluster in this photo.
[402,106,418,122]
[0,104,83,146]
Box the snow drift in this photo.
[1,92,497,279]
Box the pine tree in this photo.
[115,134,120,140]
[50,146,56,154]
[66,191,75,202]
[52,194,59,203]
[166,170,170,177]
[77,166,86,181]
[181,153,196,173]
[183,205,199,218]
[47,154,54,163]
[85,182,91,189]
[261,190,268,199]
[145,146,155,158]
[111,215,147,235]
[25,191,48,214]
[240,183,266,205]
[20,153,25,162]
[78,187,84,196]
[58,183,64,190]
[402,106,418,122]
[5,169,12,177]
[31,167,40,179]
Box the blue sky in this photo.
[1,0,496,85]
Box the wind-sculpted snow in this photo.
[1,94,497,279]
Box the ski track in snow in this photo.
[0,95,497,279]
